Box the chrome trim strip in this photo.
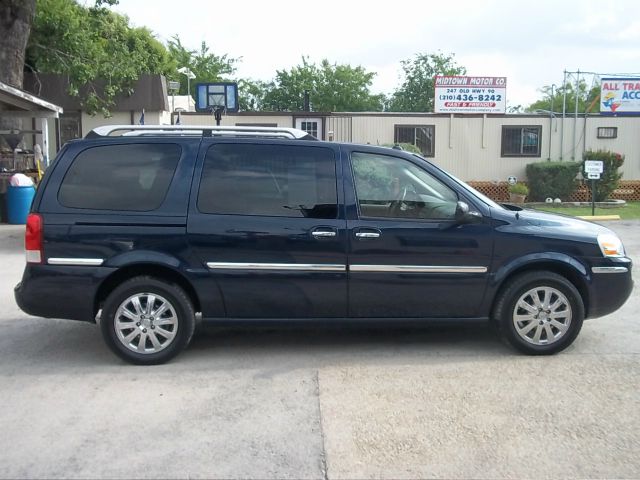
[355,232,381,238]
[591,266,629,274]
[350,265,488,273]
[206,262,346,272]
[47,257,104,266]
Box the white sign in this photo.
[435,76,507,114]
[584,160,604,174]
[587,172,601,180]
[601,77,640,114]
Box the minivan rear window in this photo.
[58,144,181,211]
[198,144,338,218]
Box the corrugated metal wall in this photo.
[76,110,639,181]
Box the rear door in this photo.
[187,139,347,318]
[344,147,493,318]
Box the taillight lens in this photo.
[25,213,43,264]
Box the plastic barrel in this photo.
[7,185,36,224]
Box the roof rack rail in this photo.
[85,125,317,140]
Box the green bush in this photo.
[382,143,422,154]
[509,182,529,195]
[525,161,581,201]
[581,150,625,201]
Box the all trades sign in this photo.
[601,77,640,114]
[434,76,507,113]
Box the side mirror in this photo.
[454,201,482,224]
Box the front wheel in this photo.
[100,276,195,365]
[493,271,584,355]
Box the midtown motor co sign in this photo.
[601,78,640,115]
[434,76,507,114]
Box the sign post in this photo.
[584,160,604,216]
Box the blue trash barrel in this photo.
[7,185,36,224]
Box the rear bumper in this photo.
[587,258,634,318]
[15,264,115,322]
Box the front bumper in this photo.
[587,257,633,318]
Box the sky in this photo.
[112,0,640,109]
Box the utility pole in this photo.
[572,69,580,160]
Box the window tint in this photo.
[198,144,337,218]
[58,144,180,211]
[352,152,457,220]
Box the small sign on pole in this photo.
[584,160,604,174]
[587,172,601,180]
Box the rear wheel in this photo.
[493,271,584,355]
[100,276,195,365]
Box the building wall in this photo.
[48,109,639,182]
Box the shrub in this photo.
[581,150,624,201]
[382,143,422,154]
[508,182,529,195]
[525,161,581,201]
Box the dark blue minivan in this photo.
[15,125,633,364]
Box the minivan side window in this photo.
[351,152,457,220]
[198,144,338,219]
[58,144,181,211]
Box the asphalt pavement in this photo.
[0,221,638,479]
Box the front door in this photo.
[295,117,323,140]
[187,140,347,318]
[345,148,493,318]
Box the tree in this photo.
[166,36,238,98]
[527,81,600,114]
[26,0,173,115]
[237,78,272,111]
[0,0,36,87]
[262,57,385,112]
[387,52,466,112]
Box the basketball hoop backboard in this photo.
[195,82,239,113]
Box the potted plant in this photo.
[508,182,529,204]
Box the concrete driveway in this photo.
[0,221,638,479]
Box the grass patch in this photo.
[532,202,640,220]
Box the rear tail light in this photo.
[25,213,43,264]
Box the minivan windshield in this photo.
[412,154,503,210]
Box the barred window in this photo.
[501,126,542,157]
[394,125,435,157]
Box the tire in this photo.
[100,276,195,365]
[492,271,584,355]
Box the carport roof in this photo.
[0,80,63,118]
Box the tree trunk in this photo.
[0,0,36,88]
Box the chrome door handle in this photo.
[312,230,337,238]
[355,232,380,238]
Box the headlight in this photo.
[597,233,626,258]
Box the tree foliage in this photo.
[262,57,385,112]
[26,0,173,115]
[166,35,238,98]
[527,81,600,114]
[387,52,466,112]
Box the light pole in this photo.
[177,67,196,111]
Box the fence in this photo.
[467,180,640,203]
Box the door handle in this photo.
[355,232,380,238]
[311,229,337,238]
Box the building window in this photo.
[501,126,542,157]
[597,127,617,139]
[300,121,319,138]
[394,125,435,157]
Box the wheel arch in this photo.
[95,263,201,318]
[490,256,590,319]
